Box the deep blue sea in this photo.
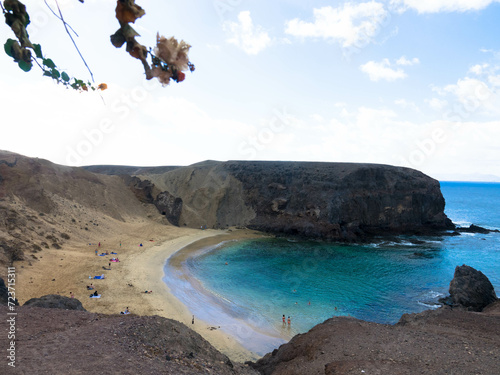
[164,182,500,355]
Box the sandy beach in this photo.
[16,220,269,362]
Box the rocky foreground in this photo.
[251,305,500,375]
[2,266,499,374]
[1,302,498,375]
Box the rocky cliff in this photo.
[139,160,454,240]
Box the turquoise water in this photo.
[164,182,500,355]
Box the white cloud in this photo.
[426,98,448,110]
[289,107,500,178]
[469,63,489,75]
[360,59,407,81]
[392,0,500,13]
[396,56,420,66]
[488,74,500,88]
[284,2,388,48]
[310,114,325,122]
[223,11,272,55]
[443,77,493,106]
[394,99,420,111]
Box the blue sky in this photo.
[1,0,500,181]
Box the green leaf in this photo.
[18,60,32,72]
[24,13,31,28]
[51,69,60,79]
[4,39,16,58]
[33,44,43,59]
[61,72,70,82]
[43,58,56,69]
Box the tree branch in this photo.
[44,0,94,82]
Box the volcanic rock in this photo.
[251,305,500,375]
[140,161,454,240]
[447,264,498,311]
[3,305,258,374]
[456,224,500,234]
[154,190,183,226]
[24,294,86,311]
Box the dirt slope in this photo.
[0,150,165,278]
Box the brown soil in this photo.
[251,304,500,375]
[0,305,258,375]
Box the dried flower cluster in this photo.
[111,0,194,86]
[150,34,194,86]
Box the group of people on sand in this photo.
[86,242,116,299]
[87,240,153,315]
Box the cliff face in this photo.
[1,151,453,247]
[145,161,453,240]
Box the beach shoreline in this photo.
[165,230,292,356]
[15,223,273,362]
[128,227,274,362]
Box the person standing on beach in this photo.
[282,314,286,325]
[287,316,291,326]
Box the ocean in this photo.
[163,182,500,355]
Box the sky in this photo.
[1,0,500,181]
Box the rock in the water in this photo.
[0,277,19,306]
[455,224,500,234]
[448,265,498,311]
[24,294,86,311]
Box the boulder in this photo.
[448,265,498,311]
[24,294,86,311]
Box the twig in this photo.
[31,56,44,70]
[43,0,79,37]
[46,0,95,83]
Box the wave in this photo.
[452,220,473,228]
[417,290,445,309]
